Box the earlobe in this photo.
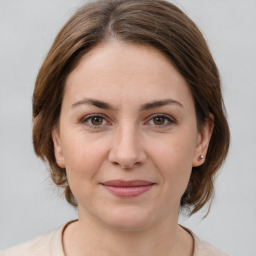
[52,129,65,168]
[192,116,214,167]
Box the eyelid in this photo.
[79,113,175,129]
[145,113,176,127]
[80,113,111,128]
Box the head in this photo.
[33,0,229,217]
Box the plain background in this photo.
[0,0,255,255]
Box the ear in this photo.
[52,128,65,168]
[192,115,214,167]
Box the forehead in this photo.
[64,40,193,108]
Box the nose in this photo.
[108,124,147,169]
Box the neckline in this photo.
[59,220,195,256]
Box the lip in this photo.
[101,179,155,197]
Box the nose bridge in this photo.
[108,120,146,168]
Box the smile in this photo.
[101,180,155,197]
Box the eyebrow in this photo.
[71,98,183,110]
[72,98,115,110]
[140,99,183,111]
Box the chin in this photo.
[97,205,156,232]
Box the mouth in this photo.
[100,180,155,197]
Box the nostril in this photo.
[122,161,142,169]
[113,161,119,166]
[108,136,147,169]
[111,160,139,169]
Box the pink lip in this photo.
[101,180,155,197]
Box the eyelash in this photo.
[80,113,175,129]
[146,114,175,128]
[80,114,109,128]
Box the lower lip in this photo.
[102,184,154,197]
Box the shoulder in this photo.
[180,225,229,256]
[0,227,64,256]
[193,233,229,256]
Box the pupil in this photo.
[154,117,164,125]
[92,116,103,125]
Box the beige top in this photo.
[0,221,229,256]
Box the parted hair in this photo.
[33,0,230,215]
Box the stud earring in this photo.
[199,154,204,160]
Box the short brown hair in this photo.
[33,0,230,215]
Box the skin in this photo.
[52,40,213,256]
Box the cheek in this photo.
[152,132,196,168]
[61,131,110,186]
[149,129,197,191]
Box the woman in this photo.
[1,0,230,255]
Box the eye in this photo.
[146,114,175,127]
[90,116,104,126]
[81,114,109,128]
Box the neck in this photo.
[63,210,193,256]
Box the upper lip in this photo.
[101,180,155,187]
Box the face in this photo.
[52,41,212,231]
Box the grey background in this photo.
[0,0,256,255]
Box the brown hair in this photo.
[33,0,230,215]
